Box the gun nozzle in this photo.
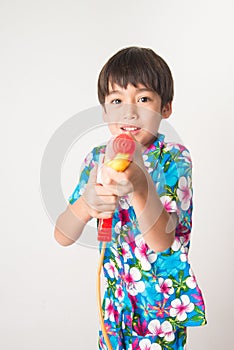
[106,159,131,172]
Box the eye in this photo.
[138,96,151,103]
[111,98,122,104]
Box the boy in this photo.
[54,47,206,350]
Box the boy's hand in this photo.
[101,140,149,197]
[83,164,118,219]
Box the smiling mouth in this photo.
[120,126,141,132]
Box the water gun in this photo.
[97,133,135,350]
[97,133,136,242]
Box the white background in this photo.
[1,0,234,349]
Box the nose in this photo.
[122,104,138,120]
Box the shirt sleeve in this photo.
[68,147,101,205]
[157,143,193,239]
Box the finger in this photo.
[95,184,117,197]
[98,196,117,206]
[95,187,118,206]
[88,207,114,219]
[83,194,116,213]
[102,165,128,183]
[88,163,98,184]
[96,202,117,212]
[100,165,112,185]
[96,212,114,219]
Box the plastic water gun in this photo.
[97,133,136,242]
[97,133,136,350]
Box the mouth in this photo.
[120,125,141,133]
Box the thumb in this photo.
[88,163,98,184]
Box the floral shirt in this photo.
[69,133,207,350]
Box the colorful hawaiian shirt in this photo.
[69,133,207,350]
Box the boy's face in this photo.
[103,83,172,149]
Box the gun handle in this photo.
[97,218,112,242]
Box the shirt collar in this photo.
[143,133,165,156]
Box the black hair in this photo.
[97,46,174,108]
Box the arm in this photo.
[54,196,92,246]
[131,167,177,252]
[101,135,179,252]
[54,164,118,246]
[102,161,176,252]
[134,143,193,252]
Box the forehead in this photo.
[108,82,154,94]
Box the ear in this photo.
[161,102,172,119]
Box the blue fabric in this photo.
[69,134,207,350]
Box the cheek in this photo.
[140,109,162,131]
[104,105,125,122]
[151,116,161,129]
[108,123,119,135]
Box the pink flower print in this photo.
[132,339,138,349]
[146,143,157,153]
[179,246,188,262]
[104,261,118,279]
[104,298,115,322]
[143,154,153,173]
[133,319,148,336]
[149,301,169,319]
[124,264,145,296]
[148,319,164,337]
[161,321,175,342]
[135,234,157,271]
[186,276,196,289]
[121,242,133,262]
[115,284,124,301]
[164,143,181,152]
[139,339,162,350]
[186,269,197,289]
[170,295,194,321]
[115,299,124,316]
[160,195,177,212]
[182,150,192,164]
[151,345,162,350]
[156,307,166,319]
[175,224,191,249]
[148,319,175,343]
[192,287,206,310]
[119,209,130,225]
[114,221,121,234]
[84,152,93,166]
[171,238,182,252]
[177,176,192,211]
[99,336,107,350]
[175,223,191,240]
[129,294,137,310]
[171,238,189,261]
[156,278,174,299]
[125,314,133,328]
[125,230,138,249]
